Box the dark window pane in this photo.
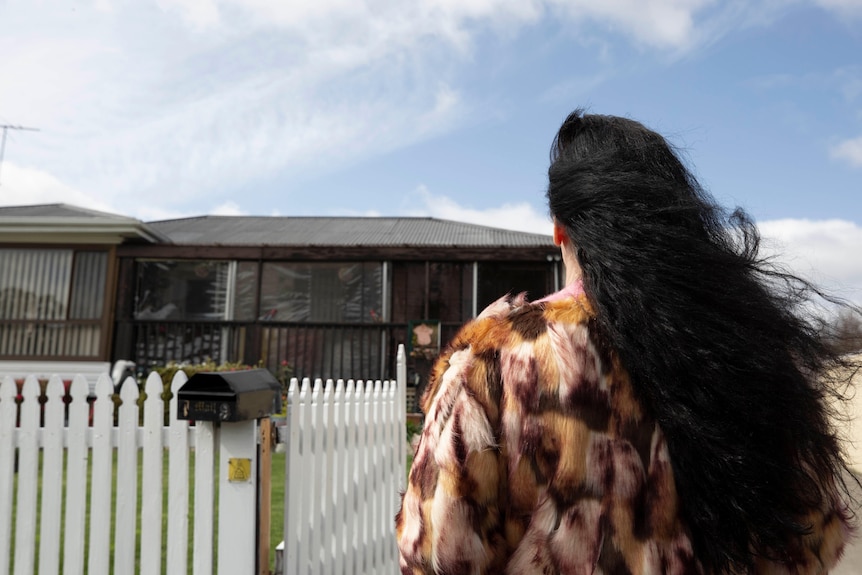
[135,260,230,321]
[391,262,474,323]
[233,261,259,321]
[477,262,553,309]
[391,262,426,323]
[428,262,470,322]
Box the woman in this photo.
[396,109,857,574]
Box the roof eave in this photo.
[0,217,170,244]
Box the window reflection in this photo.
[259,262,382,323]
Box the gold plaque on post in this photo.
[228,458,252,483]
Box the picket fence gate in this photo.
[0,344,407,575]
[281,346,407,575]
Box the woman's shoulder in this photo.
[419,290,595,414]
[455,289,594,350]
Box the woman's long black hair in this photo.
[547,109,858,573]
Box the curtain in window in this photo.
[0,249,106,358]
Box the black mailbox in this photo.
[176,369,282,422]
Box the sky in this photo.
[0,0,860,303]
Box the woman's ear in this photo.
[553,220,567,247]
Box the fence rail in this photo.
[0,344,407,575]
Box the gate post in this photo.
[175,369,283,575]
[218,420,258,575]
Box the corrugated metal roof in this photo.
[147,216,554,247]
[0,203,168,243]
[0,203,139,222]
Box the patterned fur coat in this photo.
[395,288,851,574]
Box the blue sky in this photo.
[1,0,860,301]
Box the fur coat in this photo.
[395,289,851,574]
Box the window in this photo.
[134,260,233,321]
[391,262,473,323]
[0,248,108,358]
[259,262,382,323]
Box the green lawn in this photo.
[8,449,285,574]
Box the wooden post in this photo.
[259,417,273,575]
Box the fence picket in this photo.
[355,380,368,575]
[63,376,90,575]
[13,376,40,575]
[323,380,335,572]
[390,376,402,572]
[381,379,395,574]
[310,379,324,575]
[284,378,300,575]
[366,381,375,574]
[397,344,407,493]
[141,372,165,575]
[343,380,357,575]
[38,376,65,575]
[0,377,16,575]
[373,380,384,572]
[193,421,216,575]
[114,379,140,574]
[295,378,311,574]
[332,379,346,575]
[88,374,114,575]
[167,371,190,574]
[368,380,378,573]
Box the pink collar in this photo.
[536,280,584,303]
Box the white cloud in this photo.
[133,205,197,222]
[405,186,553,235]
[831,136,862,167]
[552,0,714,49]
[759,218,862,303]
[155,0,221,29]
[209,200,246,216]
[0,163,115,213]
[157,0,723,49]
[814,0,862,18]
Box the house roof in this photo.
[0,203,167,244]
[147,216,554,248]
[0,204,126,219]
[0,204,556,258]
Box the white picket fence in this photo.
[0,345,407,575]
[281,344,407,575]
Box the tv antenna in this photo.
[0,124,39,186]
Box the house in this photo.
[0,204,165,389]
[1,204,560,406]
